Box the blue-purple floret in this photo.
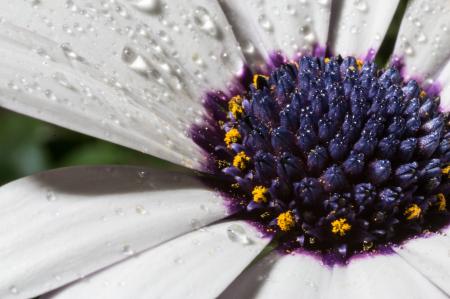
[191,55,450,262]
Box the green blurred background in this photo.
[0,0,408,185]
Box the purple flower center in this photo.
[191,55,450,263]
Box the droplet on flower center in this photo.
[191,54,450,264]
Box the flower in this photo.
[0,1,450,299]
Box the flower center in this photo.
[191,55,450,263]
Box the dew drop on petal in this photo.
[317,0,329,7]
[299,26,316,45]
[258,14,273,32]
[404,41,415,56]
[52,72,75,90]
[227,224,252,245]
[190,218,201,230]
[122,245,135,256]
[353,0,368,12]
[193,6,220,39]
[415,32,427,43]
[115,208,125,216]
[137,170,147,179]
[242,41,256,55]
[122,46,150,73]
[135,205,147,215]
[60,43,85,63]
[129,0,161,14]
[9,286,19,295]
[46,190,57,202]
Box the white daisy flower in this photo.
[1,1,450,298]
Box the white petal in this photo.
[326,254,447,299]
[435,63,450,111]
[393,227,450,296]
[219,252,331,299]
[0,1,246,168]
[392,0,450,80]
[45,221,270,299]
[219,0,331,65]
[329,0,400,58]
[0,166,227,299]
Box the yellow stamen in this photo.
[252,186,269,203]
[437,193,447,211]
[419,90,427,98]
[404,204,421,220]
[356,59,364,71]
[324,57,330,64]
[253,74,269,89]
[277,211,295,232]
[348,65,356,71]
[231,183,240,189]
[232,151,250,170]
[217,160,229,169]
[442,165,450,178]
[331,218,351,236]
[224,128,241,147]
[228,95,244,119]
[260,211,271,219]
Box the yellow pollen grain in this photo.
[419,90,427,98]
[331,218,351,236]
[356,59,364,70]
[253,74,269,89]
[348,65,356,72]
[232,151,250,170]
[442,165,450,178]
[228,95,244,119]
[260,211,271,219]
[224,128,241,147]
[252,186,269,203]
[277,211,295,232]
[324,57,330,64]
[404,204,421,220]
[231,183,240,189]
[217,160,230,169]
[437,193,447,211]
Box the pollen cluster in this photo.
[192,55,450,262]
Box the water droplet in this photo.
[131,0,161,14]
[258,14,273,32]
[122,245,135,256]
[413,18,422,28]
[52,72,76,90]
[60,43,85,63]
[192,53,204,66]
[415,32,427,43]
[242,41,256,55]
[286,5,297,15]
[9,286,19,295]
[46,190,57,202]
[122,46,149,73]
[193,7,220,38]
[190,218,201,230]
[115,208,125,216]
[227,224,252,245]
[137,170,147,178]
[353,0,368,12]
[135,205,147,215]
[44,89,58,101]
[404,41,415,56]
[299,26,316,45]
